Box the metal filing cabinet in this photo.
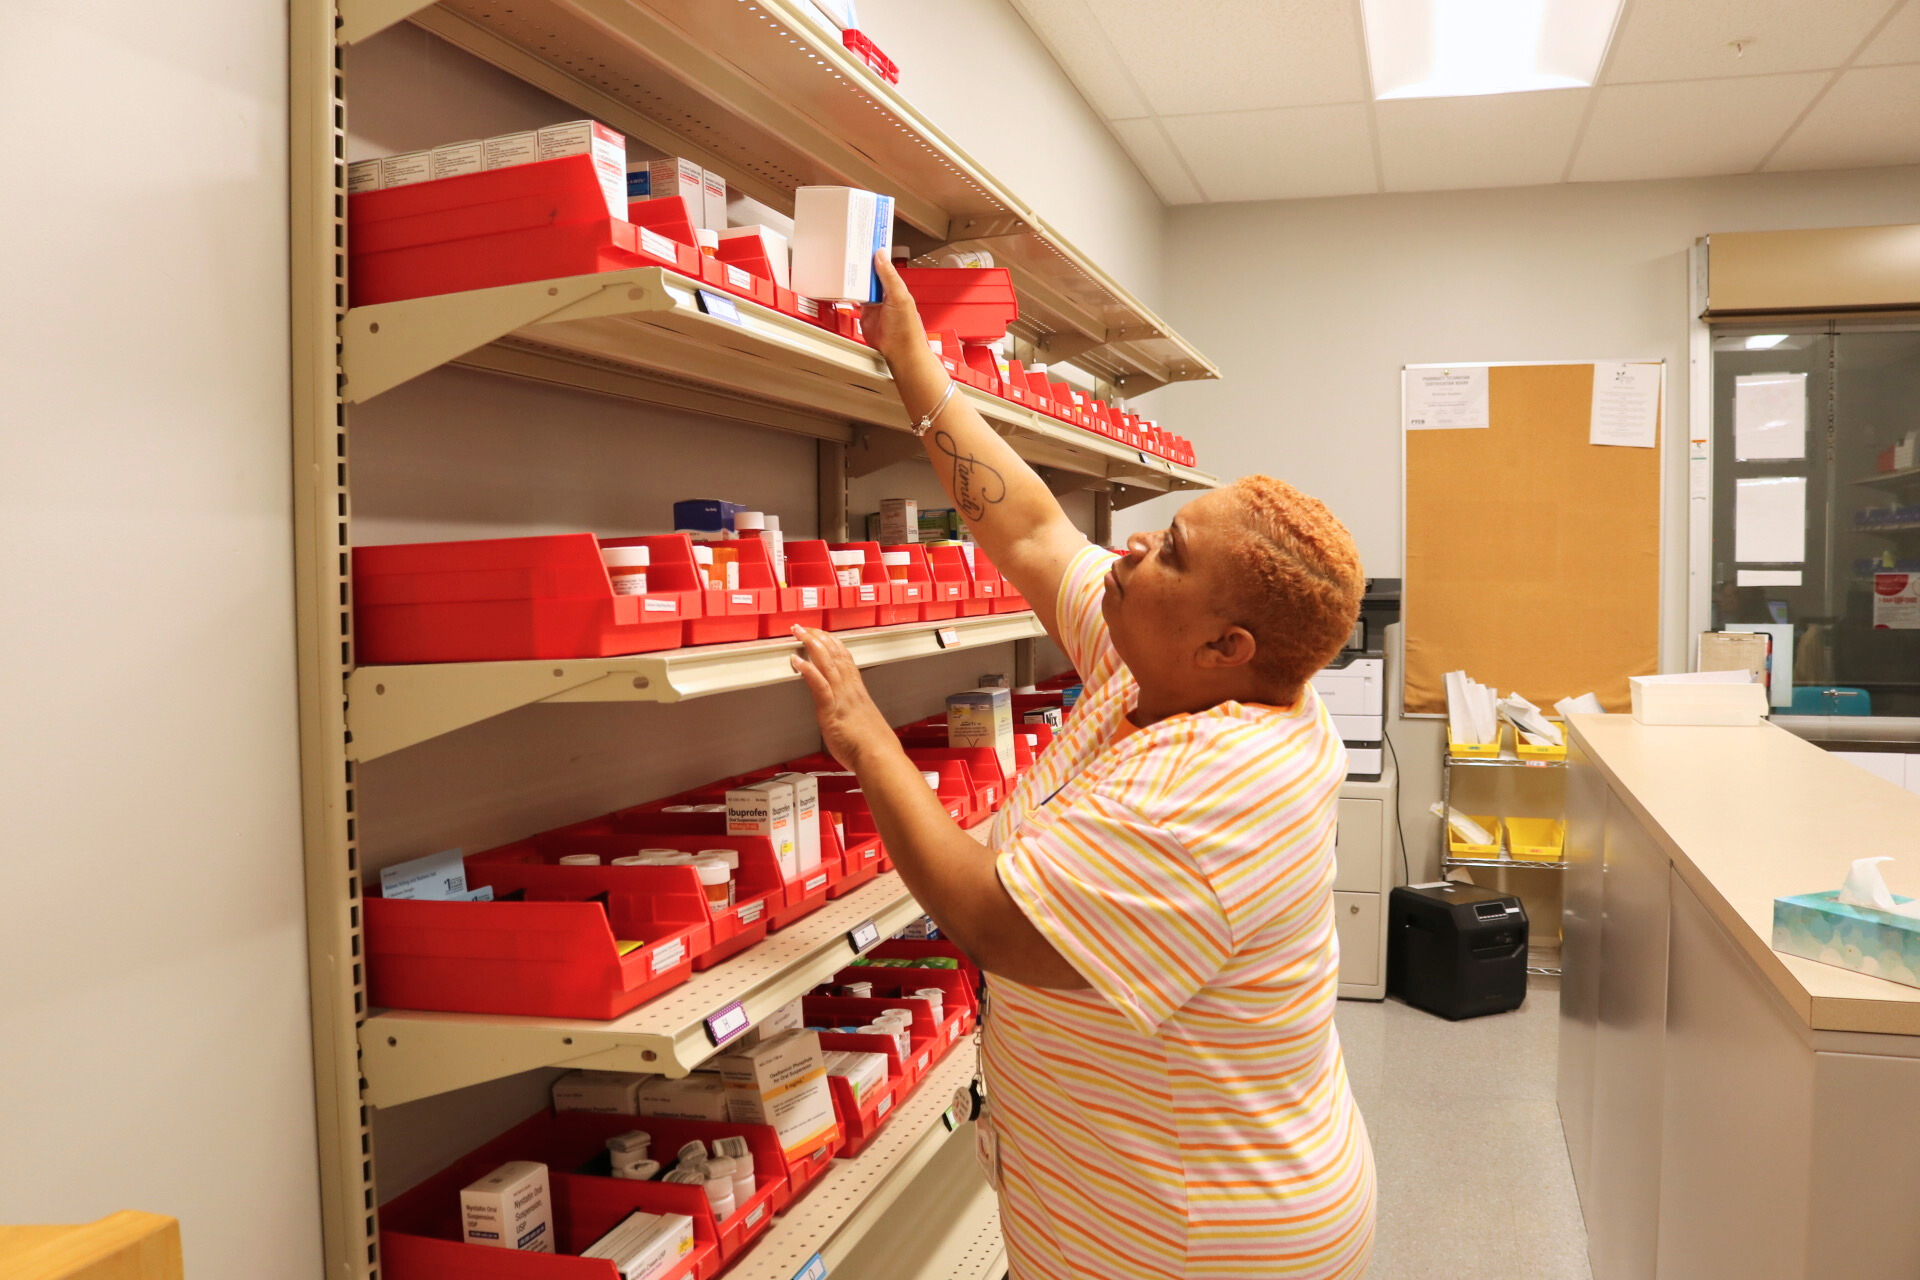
[1333,755,1399,999]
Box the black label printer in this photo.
[1387,882,1529,1020]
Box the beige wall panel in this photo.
[1332,892,1382,990]
[1707,224,1920,314]
[1333,798,1383,893]
[1584,797,1670,1280]
[1807,1050,1920,1277]
[1656,874,1813,1280]
[1558,742,1607,1204]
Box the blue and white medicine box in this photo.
[1772,891,1920,990]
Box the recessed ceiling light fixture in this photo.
[1745,334,1790,350]
[1362,0,1625,100]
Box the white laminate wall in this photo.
[1132,168,1920,877]
[0,3,322,1278]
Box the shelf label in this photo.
[731,592,754,604]
[639,227,676,262]
[917,1051,931,1072]
[746,1204,766,1228]
[799,587,820,607]
[805,872,829,892]
[934,626,960,649]
[643,597,677,613]
[857,585,877,602]
[847,918,880,953]
[726,264,753,291]
[737,900,765,925]
[941,1105,959,1132]
[877,1093,894,1118]
[651,939,687,974]
[704,1000,751,1048]
[791,1255,828,1280]
[697,289,742,324]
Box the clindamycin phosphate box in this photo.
[461,1160,553,1252]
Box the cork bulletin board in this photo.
[1402,361,1662,715]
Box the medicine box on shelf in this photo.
[816,1031,904,1157]
[800,996,945,1092]
[353,532,702,664]
[364,862,707,1021]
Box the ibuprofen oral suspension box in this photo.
[729,780,798,880]
[769,772,822,873]
[461,1161,553,1252]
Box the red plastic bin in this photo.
[817,1031,906,1157]
[841,28,899,83]
[353,533,702,664]
[786,540,882,630]
[829,541,916,626]
[365,858,709,1020]
[802,997,944,1091]
[891,267,1019,343]
[678,536,779,645]
[604,807,835,931]
[349,155,703,307]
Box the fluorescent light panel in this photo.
[1362,0,1624,100]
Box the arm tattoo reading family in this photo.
[933,429,1008,521]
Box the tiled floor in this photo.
[1336,976,1592,1279]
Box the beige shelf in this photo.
[337,0,1216,395]
[346,609,1047,762]
[726,1046,983,1280]
[829,1124,1003,1280]
[341,266,1215,506]
[359,870,926,1106]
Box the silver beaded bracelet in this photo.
[908,379,958,437]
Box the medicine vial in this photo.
[612,1159,660,1182]
[703,1171,737,1220]
[723,1151,754,1204]
[921,771,941,789]
[882,551,911,582]
[607,1131,652,1162]
[693,856,734,910]
[830,549,867,587]
[698,848,740,871]
[913,989,945,1023]
[600,544,650,595]
[557,854,601,866]
[843,981,873,998]
[696,228,719,257]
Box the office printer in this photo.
[1310,653,1383,780]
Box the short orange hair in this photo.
[1220,476,1364,692]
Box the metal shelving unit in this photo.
[292,0,1225,1274]
[347,610,1047,761]
[830,1116,1004,1280]
[1439,748,1567,976]
[333,0,1217,396]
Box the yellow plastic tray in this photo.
[1505,817,1566,862]
[1447,729,1500,758]
[1446,814,1503,858]
[1512,722,1568,761]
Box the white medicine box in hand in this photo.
[461,1161,554,1252]
[949,687,1015,777]
[790,186,895,303]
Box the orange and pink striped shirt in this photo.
[981,543,1375,1279]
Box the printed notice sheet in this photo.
[1734,372,1807,461]
[1589,361,1661,448]
[1734,475,1807,564]
[1875,573,1920,630]
[1405,367,1489,431]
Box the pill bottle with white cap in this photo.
[693,856,734,909]
[557,854,601,866]
[600,544,650,595]
[829,549,867,587]
[703,1170,737,1220]
[712,1136,755,1204]
[912,988,945,1023]
[882,551,911,583]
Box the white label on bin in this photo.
[917,1051,931,1072]
[651,939,686,973]
[805,873,829,892]
[737,901,765,924]
[731,592,753,605]
[726,265,753,290]
[949,1023,960,1043]
[746,1204,765,1228]
[639,228,676,262]
[643,597,676,612]
[800,587,820,607]
[877,1094,894,1118]
[858,586,876,602]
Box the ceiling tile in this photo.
[1376,89,1589,192]
[1766,64,1920,170]
[1085,0,1369,115]
[1857,0,1920,64]
[1160,104,1378,201]
[1006,0,1152,120]
[1602,0,1894,83]
[1110,118,1206,203]
[1570,74,1829,181]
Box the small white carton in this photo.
[948,686,1015,777]
[537,119,628,219]
[379,150,433,188]
[879,498,917,545]
[580,1210,695,1280]
[460,1161,554,1252]
[790,186,895,303]
[701,168,729,236]
[482,130,540,171]
[825,1049,889,1104]
[769,772,822,873]
[717,225,791,289]
[552,1069,645,1114]
[634,1072,730,1121]
[346,158,384,194]
[728,780,798,880]
[717,1031,838,1157]
[644,158,708,227]
[430,139,486,180]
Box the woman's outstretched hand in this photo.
[859,250,928,367]
[790,625,899,773]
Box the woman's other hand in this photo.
[790,625,898,772]
[859,250,928,367]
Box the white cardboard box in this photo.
[461,1161,554,1252]
[701,168,729,237]
[347,158,384,194]
[1629,673,1769,726]
[643,158,708,228]
[716,1031,837,1156]
[791,186,894,303]
[948,687,1014,777]
[728,781,798,880]
[482,131,539,171]
[634,1073,730,1122]
[580,1210,695,1280]
[716,225,791,289]
[552,1069,644,1114]
[879,498,917,544]
[379,150,432,188]
[537,120,627,219]
[769,772,821,873]
[825,1049,889,1104]
[430,139,485,180]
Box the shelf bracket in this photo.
[337,0,437,45]
[346,661,618,761]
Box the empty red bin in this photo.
[352,532,703,665]
[364,858,709,1020]
[349,155,704,307]
[891,267,1019,343]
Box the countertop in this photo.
[1569,714,1920,1037]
